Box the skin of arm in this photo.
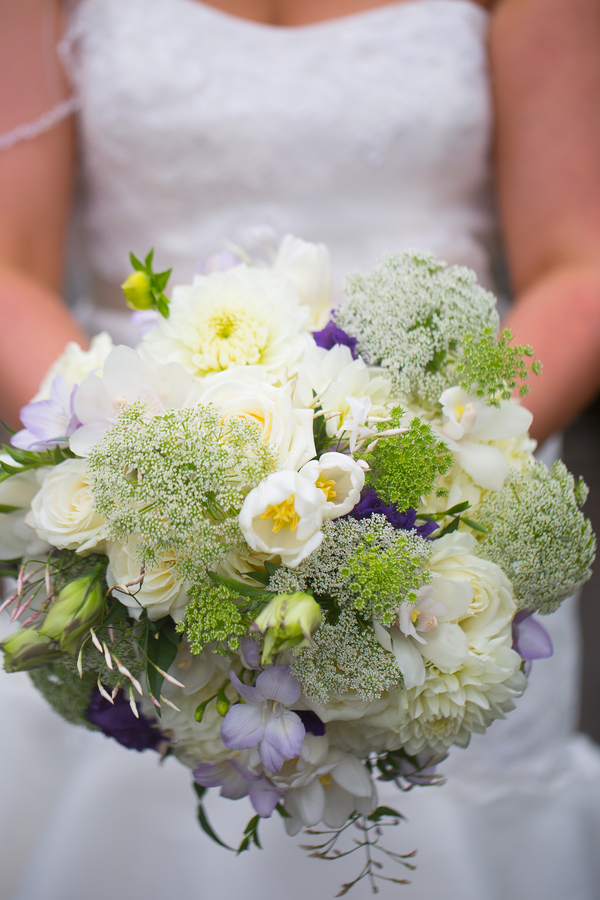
[490,0,600,444]
[0,0,86,429]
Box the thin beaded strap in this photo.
[0,96,79,152]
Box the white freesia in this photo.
[438,386,533,492]
[239,471,327,567]
[27,459,105,552]
[294,344,392,437]
[141,266,310,380]
[70,345,193,456]
[268,733,376,835]
[298,452,364,519]
[195,376,315,471]
[271,234,332,330]
[107,540,190,622]
[0,467,51,559]
[33,332,114,401]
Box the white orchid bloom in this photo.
[375,581,472,689]
[271,234,332,330]
[239,471,327,567]
[336,396,375,453]
[438,386,533,492]
[298,452,364,519]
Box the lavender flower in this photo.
[348,487,438,538]
[85,687,164,752]
[12,376,80,451]
[193,756,282,818]
[220,665,305,772]
[512,611,553,676]
[312,320,358,358]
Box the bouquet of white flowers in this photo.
[0,238,594,893]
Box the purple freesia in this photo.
[312,320,358,358]
[239,636,261,670]
[85,687,164,752]
[220,665,305,773]
[193,757,282,818]
[348,487,438,538]
[296,710,326,737]
[512,611,553,675]
[12,376,80,451]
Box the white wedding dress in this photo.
[3,1,600,898]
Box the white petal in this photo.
[389,628,426,689]
[455,440,509,492]
[472,401,533,441]
[431,577,473,622]
[419,622,469,670]
[331,755,372,797]
[291,779,325,827]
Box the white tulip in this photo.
[298,452,364,519]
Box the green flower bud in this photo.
[39,575,104,657]
[251,592,322,665]
[1,627,62,673]
[121,271,154,310]
[216,697,230,717]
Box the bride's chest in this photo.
[69,0,491,189]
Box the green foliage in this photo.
[123,248,172,318]
[361,409,453,508]
[0,442,74,483]
[478,460,596,613]
[176,581,247,655]
[88,402,277,582]
[336,251,499,405]
[456,327,541,406]
[28,659,99,730]
[341,529,430,625]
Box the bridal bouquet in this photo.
[0,238,595,893]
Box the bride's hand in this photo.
[492,0,600,443]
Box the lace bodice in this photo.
[65,0,496,305]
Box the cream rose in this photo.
[106,540,190,622]
[27,459,105,552]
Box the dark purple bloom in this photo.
[512,611,553,676]
[347,487,438,538]
[85,686,164,752]
[312,320,358,358]
[295,710,326,736]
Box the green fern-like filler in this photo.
[176,581,246,655]
[456,327,541,406]
[340,529,431,625]
[361,408,453,509]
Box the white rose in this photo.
[298,452,364,519]
[271,235,332,330]
[141,266,310,380]
[33,332,114,401]
[0,467,51,559]
[239,471,326,567]
[27,459,105,552]
[106,540,190,622]
[196,376,315,471]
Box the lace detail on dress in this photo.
[0,97,79,152]
[66,0,495,296]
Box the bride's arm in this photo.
[0,0,87,429]
[491,0,600,443]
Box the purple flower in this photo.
[296,710,326,736]
[220,665,305,772]
[85,687,164,752]
[312,320,358,358]
[347,487,438,538]
[193,757,282,818]
[12,376,80,451]
[512,611,553,675]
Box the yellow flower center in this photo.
[455,404,465,421]
[315,477,337,501]
[209,312,238,340]
[411,609,420,624]
[260,495,299,533]
[320,773,333,790]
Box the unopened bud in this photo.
[39,575,104,657]
[251,592,321,665]
[121,271,154,310]
[216,698,230,717]
[1,627,62,672]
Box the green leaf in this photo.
[275,802,291,819]
[129,252,144,271]
[237,814,262,854]
[247,571,270,586]
[146,617,180,704]
[144,248,155,270]
[264,561,281,578]
[207,571,272,602]
[0,504,19,514]
[437,516,460,537]
[442,501,470,516]
[367,805,404,822]
[193,784,235,851]
[153,269,172,292]
[461,516,487,534]
[156,296,170,319]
